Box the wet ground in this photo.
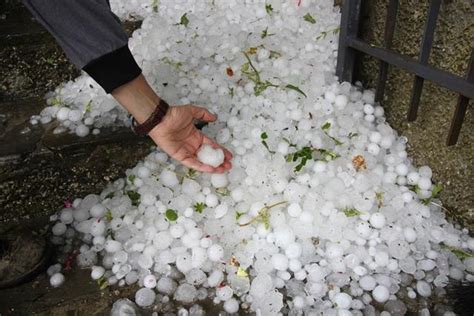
[0,2,156,314]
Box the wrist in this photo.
[131,99,170,136]
[111,74,161,124]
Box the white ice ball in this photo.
[223,298,239,313]
[403,227,417,243]
[333,292,352,309]
[417,177,432,191]
[288,203,302,217]
[52,222,67,236]
[285,243,302,259]
[143,274,157,289]
[334,95,348,108]
[91,266,105,280]
[50,272,65,288]
[135,288,156,307]
[372,285,390,303]
[197,144,225,168]
[271,253,289,271]
[211,173,228,188]
[56,107,70,121]
[359,275,376,291]
[208,244,224,262]
[369,213,386,229]
[75,125,90,137]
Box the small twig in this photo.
[239,201,288,227]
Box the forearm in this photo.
[23,0,141,93]
[111,74,161,124]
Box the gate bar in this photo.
[447,50,474,146]
[346,37,474,100]
[407,0,442,121]
[375,0,399,102]
[336,0,362,83]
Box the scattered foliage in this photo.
[303,13,316,24]
[165,209,178,221]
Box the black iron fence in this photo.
[336,0,473,146]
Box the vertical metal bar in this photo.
[447,50,474,146]
[336,0,362,83]
[407,0,442,121]
[375,0,399,102]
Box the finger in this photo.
[190,105,217,122]
[214,161,232,173]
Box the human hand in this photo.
[148,105,233,173]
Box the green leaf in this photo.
[321,122,331,131]
[285,84,307,97]
[254,80,278,96]
[261,132,275,154]
[316,31,328,41]
[321,122,343,145]
[194,202,205,214]
[348,132,359,139]
[186,169,197,179]
[161,57,183,70]
[237,266,249,278]
[410,185,421,195]
[151,0,158,12]
[343,207,363,217]
[235,211,245,220]
[51,97,62,107]
[303,13,316,24]
[432,183,442,198]
[265,3,273,14]
[317,148,340,161]
[261,27,274,39]
[84,100,92,113]
[216,187,231,196]
[269,50,282,59]
[127,174,136,184]
[228,87,234,98]
[97,276,108,290]
[105,192,114,199]
[126,191,141,206]
[104,209,113,221]
[180,13,189,27]
[375,192,384,208]
[165,209,178,221]
[442,245,474,260]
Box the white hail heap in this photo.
[39,0,474,314]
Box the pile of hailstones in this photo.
[47,84,474,314]
[37,0,474,315]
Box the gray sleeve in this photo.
[22,0,128,68]
[22,0,142,93]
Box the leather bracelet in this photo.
[131,99,170,136]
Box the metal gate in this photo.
[336,0,473,146]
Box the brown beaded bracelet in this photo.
[131,99,170,136]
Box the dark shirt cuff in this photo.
[82,45,142,93]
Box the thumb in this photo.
[190,105,217,122]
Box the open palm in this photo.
[148,105,233,173]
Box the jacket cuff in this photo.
[82,45,142,93]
